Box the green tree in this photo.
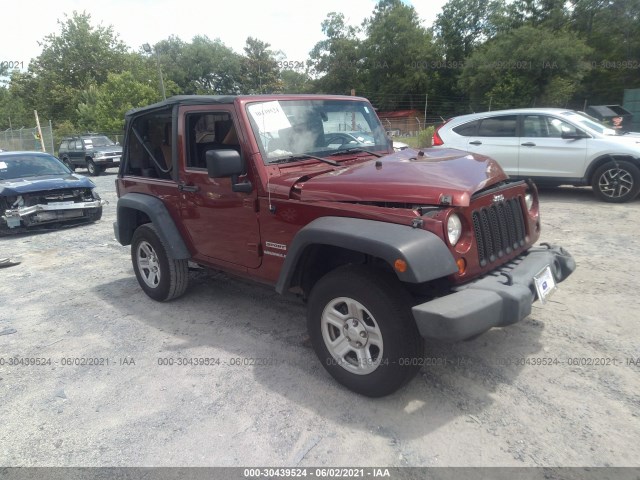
[0,80,32,130]
[75,84,99,131]
[308,12,364,95]
[155,35,243,95]
[460,25,592,109]
[280,70,312,93]
[434,0,505,61]
[241,37,282,94]
[572,0,640,103]
[94,72,158,132]
[360,0,437,110]
[25,11,129,122]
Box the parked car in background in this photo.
[323,131,409,152]
[433,108,640,202]
[0,151,104,234]
[58,134,122,176]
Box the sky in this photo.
[0,0,449,69]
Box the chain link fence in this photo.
[0,122,55,154]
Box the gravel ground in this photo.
[1,170,639,468]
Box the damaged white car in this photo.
[0,151,104,234]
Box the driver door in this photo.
[177,106,261,269]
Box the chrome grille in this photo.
[472,197,527,267]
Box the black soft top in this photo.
[125,95,237,119]
[125,94,366,119]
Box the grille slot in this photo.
[472,197,527,267]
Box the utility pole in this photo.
[156,49,166,100]
[424,94,428,131]
[34,110,46,152]
[143,43,166,100]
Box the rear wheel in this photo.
[131,224,188,301]
[591,160,640,203]
[307,265,423,397]
[86,159,100,176]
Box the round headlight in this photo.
[447,213,462,246]
[525,192,534,211]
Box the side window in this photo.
[522,115,547,137]
[543,116,581,138]
[74,140,83,150]
[477,115,517,137]
[185,112,239,169]
[123,109,174,179]
[453,120,479,136]
[59,141,68,151]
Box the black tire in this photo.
[591,160,640,203]
[86,159,100,176]
[307,265,424,397]
[62,157,75,171]
[131,223,189,301]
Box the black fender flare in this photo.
[114,193,190,260]
[275,216,458,294]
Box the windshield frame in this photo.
[245,99,390,165]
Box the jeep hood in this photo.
[271,148,508,207]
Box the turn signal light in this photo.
[456,258,467,275]
[394,259,408,273]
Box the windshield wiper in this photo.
[327,147,384,158]
[270,154,340,166]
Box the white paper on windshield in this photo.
[248,101,291,133]
[0,162,7,169]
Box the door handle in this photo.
[469,140,482,146]
[178,183,199,193]
[521,142,536,147]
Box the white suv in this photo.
[433,108,640,202]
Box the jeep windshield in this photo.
[83,136,116,147]
[247,99,389,164]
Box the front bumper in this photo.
[2,200,104,229]
[412,244,575,341]
[93,156,120,168]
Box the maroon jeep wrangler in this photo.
[114,94,575,396]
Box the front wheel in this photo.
[307,265,424,397]
[86,159,100,176]
[131,224,189,301]
[591,160,640,203]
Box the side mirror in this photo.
[561,131,587,140]
[206,149,252,193]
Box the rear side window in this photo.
[477,116,518,137]
[59,141,69,151]
[453,120,480,136]
[123,108,174,179]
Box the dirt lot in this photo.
[1,170,639,468]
